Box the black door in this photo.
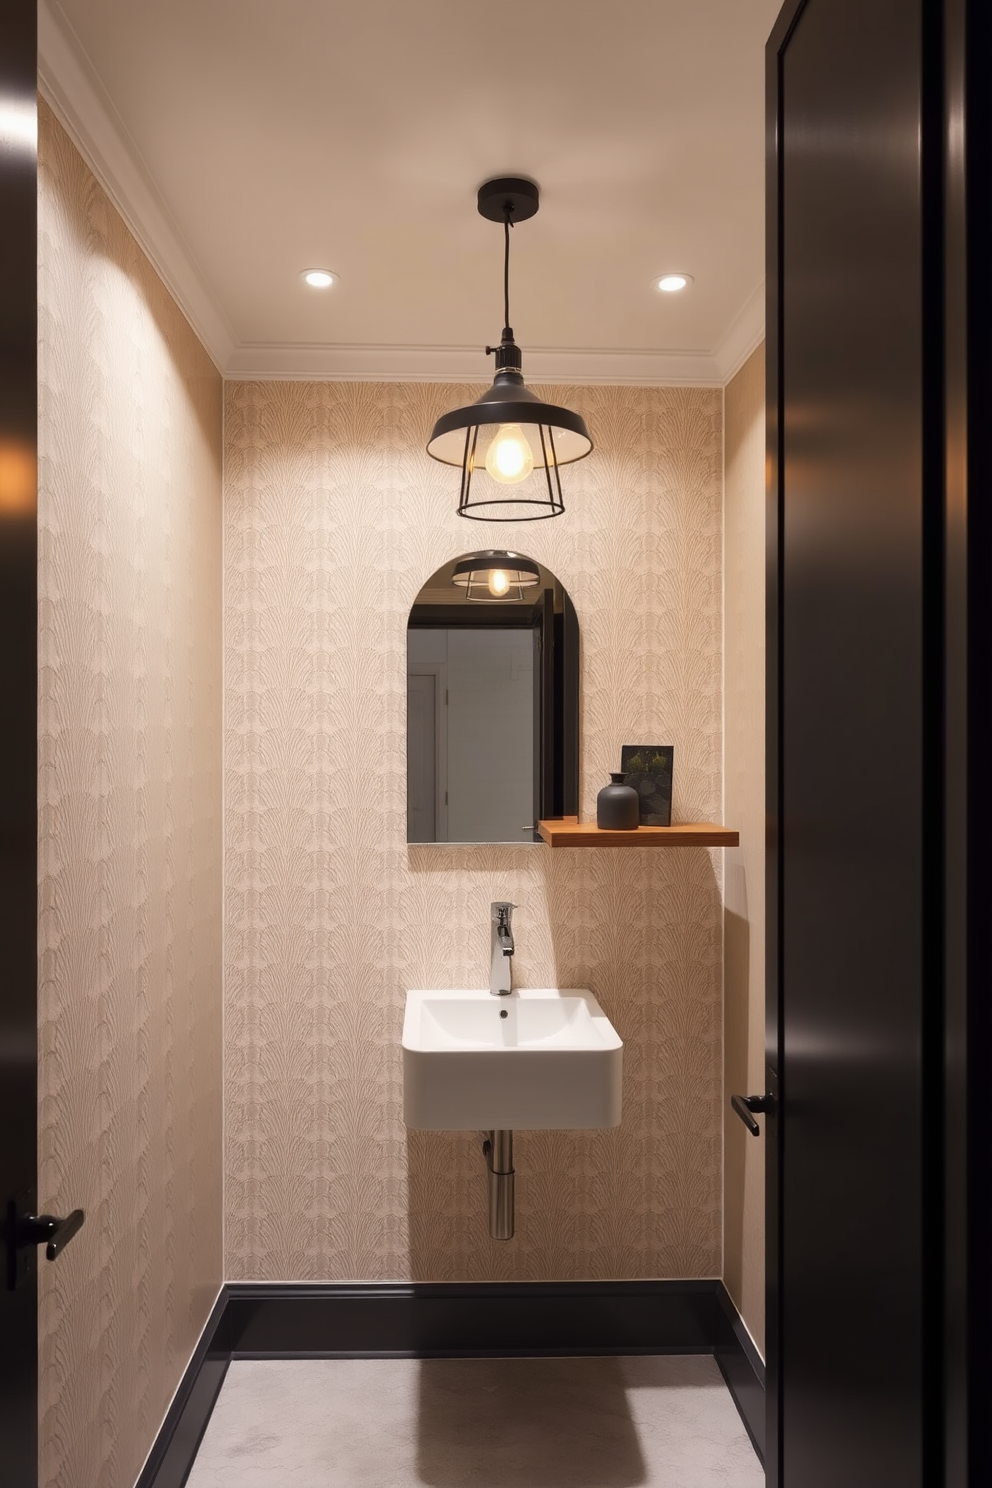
[767,2,987,1485]
[1,2,40,1482]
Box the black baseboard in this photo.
[134,1289,230,1488]
[137,1280,765,1487]
[225,1278,724,1357]
[714,1283,766,1463]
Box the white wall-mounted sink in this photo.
[402,988,623,1131]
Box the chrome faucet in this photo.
[490,902,516,996]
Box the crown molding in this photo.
[713,280,765,382]
[224,341,726,386]
[37,0,236,372]
[37,0,763,388]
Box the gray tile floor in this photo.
[186,1355,764,1487]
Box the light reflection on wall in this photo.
[0,98,37,156]
[0,439,36,515]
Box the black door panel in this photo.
[0,2,40,1482]
[766,0,956,1483]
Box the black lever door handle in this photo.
[21,1209,85,1262]
[731,1093,775,1137]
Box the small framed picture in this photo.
[621,745,674,826]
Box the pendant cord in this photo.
[503,209,512,331]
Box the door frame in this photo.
[0,0,40,1481]
[944,2,992,1482]
[407,661,448,843]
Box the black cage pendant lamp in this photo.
[452,551,541,602]
[427,178,592,520]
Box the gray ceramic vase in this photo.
[596,772,639,830]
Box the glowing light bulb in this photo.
[487,569,511,598]
[485,424,534,485]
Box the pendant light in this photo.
[427,178,593,520]
[451,551,541,602]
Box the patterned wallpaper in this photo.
[37,105,224,1488]
[225,378,724,1281]
[723,344,766,1353]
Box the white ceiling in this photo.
[39,0,781,382]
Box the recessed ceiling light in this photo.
[655,273,693,293]
[302,269,337,289]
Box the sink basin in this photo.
[402,988,623,1131]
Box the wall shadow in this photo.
[406,843,545,873]
[416,1356,646,1487]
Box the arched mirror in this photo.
[407,551,579,844]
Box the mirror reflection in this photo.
[407,551,579,844]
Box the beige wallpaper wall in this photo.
[225,378,724,1281]
[723,343,766,1352]
[37,105,224,1488]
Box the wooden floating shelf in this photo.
[537,818,740,849]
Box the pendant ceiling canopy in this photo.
[427,178,592,521]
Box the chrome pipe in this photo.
[483,1130,515,1240]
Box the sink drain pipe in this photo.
[482,1130,514,1240]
